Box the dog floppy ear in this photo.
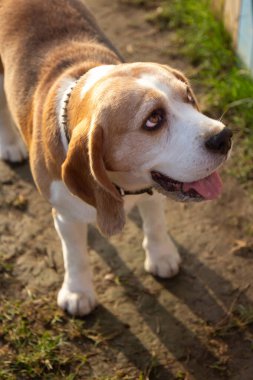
[62,121,125,236]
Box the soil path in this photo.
[1,1,253,379]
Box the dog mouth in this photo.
[151,170,222,202]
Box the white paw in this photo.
[57,286,97,316]
[0,137,27,162]
[144,240,181,278]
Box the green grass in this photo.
[212,302,253,338]
[0,253,13,274]
[0,298,91,379]
[0,295,142,379]
[145,0,253,184]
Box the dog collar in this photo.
[59,78,80,152]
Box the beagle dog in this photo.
[0,0,232,316]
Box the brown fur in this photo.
[0,0,126,235]
[0,0,197,236]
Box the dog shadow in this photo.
[88,225,233,380]
[87,204,253,380]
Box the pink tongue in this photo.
[182,171,222,200]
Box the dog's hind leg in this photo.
[138,194,181,278]
[0,61,27,162]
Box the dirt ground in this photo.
[1,0,253,379]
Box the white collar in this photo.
[58,78,79,153]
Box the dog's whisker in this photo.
[219,97,253,122]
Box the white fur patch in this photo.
[137,74,173,98]
[50,179,151,220]
[80,65,115,99]
[149,101,225,182]
[139,196,181,278]
[50,180,97,223]
[53,210,97,316]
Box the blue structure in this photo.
[238,0,253,73]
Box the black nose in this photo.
[205,127,233,154]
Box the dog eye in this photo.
[144,110,164,130]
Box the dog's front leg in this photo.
[53,210,97,316]
[138,194,181,278]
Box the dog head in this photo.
[62,62,232,235]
